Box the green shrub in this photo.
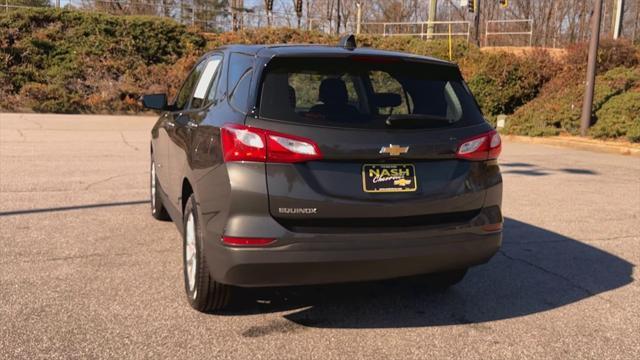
[0,8,206,113]
[360,36,474,61]
[506,66,640,136]
[464,48,559,121]
[204,28,474,61]
[590,91,640,142]
[564,39,639,74]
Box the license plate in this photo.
[362,164,417,193]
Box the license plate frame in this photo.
[362,163,418,193]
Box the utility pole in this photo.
[265,0,273,27]
[634,1,640,43]
[580,0,604,137]
[427,0,438,40]
[613,0,624,39]
[473,0,482,47]
[356,2,362,35]
[336,0,342,35]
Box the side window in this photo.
[190,55,222,109]
[229,69,253,112]
[174,61,206,111]
[227,53,254,93]
[369,71,412,115]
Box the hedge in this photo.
[0,9,206,113]
[506,66,640,138]
[591,90,640,142]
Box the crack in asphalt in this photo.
[120,132,139,151]
[83,172,146,190]
[24,118,43,129]
[499,250,593,296]
[498,250,619,307]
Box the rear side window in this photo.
[258,57,484,129]
[229,70,253,113]
[227,53,254,92]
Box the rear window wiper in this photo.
[385,114,453,128]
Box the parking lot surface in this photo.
[1,113,639,359]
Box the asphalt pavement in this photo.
[1,113,639,359]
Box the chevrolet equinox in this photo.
[143,36,503,312]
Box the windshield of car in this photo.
[258,57,485,129]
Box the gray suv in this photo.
[144,36,503,312]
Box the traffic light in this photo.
[499,0,508,8]
[295,0,303,16]
[265,0,274,12]
[468,0,475,13]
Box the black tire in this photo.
[427,268,468,290]
[182,194,233,312]
[150,159,170,221]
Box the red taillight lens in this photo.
[221,124,267,162]
[266,133,322,162]
[221,124,322,163]
[222,236,275,246]
[456,130,502,161]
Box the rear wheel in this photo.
[183,194,233,312]
[150,159,170,221]
[427,268,468,290]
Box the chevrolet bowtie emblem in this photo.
[394,179,412,186]
[380,144,409,156]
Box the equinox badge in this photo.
[380,144,409,156]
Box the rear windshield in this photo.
[258,57,485,129]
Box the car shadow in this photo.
[221,218,633,329]
[0,200,150,217]
[500,162,598,177]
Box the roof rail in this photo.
[338,34,357,50]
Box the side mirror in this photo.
[374,93,402,108]
[142,94,168,111]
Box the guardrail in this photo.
[2,3,36,11]
[360,20,471,42]
[485,19,534,46]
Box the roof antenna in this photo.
[338,34,357,50]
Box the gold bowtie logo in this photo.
[380,144,409,156]
[394,179,412,186]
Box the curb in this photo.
[503,135,640,157]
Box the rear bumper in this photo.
[205,230,501,287]
[196,162,503,287]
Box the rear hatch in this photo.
[248,56,495,232]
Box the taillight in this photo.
[222,236,275,246]
[221,124,322,163]
[456,130,502,161]
[220,125,267,162]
